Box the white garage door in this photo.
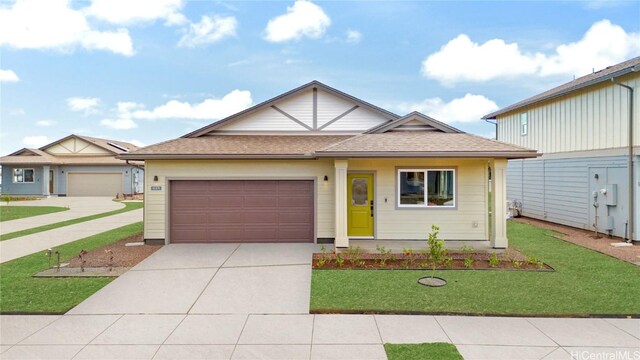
[67,173,123,197]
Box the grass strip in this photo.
[1,206,69,222]
[1,201,143,241]
[385,343,463,360]
[310,221,640,316]
[0,222,143,314]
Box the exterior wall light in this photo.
[324,175,329,182]
[153,175,159,182]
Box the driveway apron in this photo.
[68,243,325,315]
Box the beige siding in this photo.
[349,158,488,241]
[316,89,362,127]
[47,138,112,155]
[145,158,489,242]
[497,73,639,154]
[278,89,314,128]
[144,159,336,240]
[220,107,308,131]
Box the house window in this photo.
[398,169,455,208]
[13,168,35,183]
[520,112,528,136]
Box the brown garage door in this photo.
[170,180,314,243]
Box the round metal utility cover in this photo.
[418,276,447,287]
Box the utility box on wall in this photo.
[605,184,617,206]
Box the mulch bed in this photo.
[68,234,161,268]
[312,251,553,271]
[513,217,640,265]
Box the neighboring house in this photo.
[0,135,144,197]
[483,56,640,241]
[120,81,538,248]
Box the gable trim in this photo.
[317,105,360,131]
[367,112,463,134]
[271,105,313,131]
[182,80,400,138]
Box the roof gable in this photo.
[183,81,399,137]
[367,112,463,134]
[38,135,138,156]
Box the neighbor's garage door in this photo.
[170,180,314,243]
[67,172,123,197]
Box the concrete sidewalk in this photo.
[0,208,142,263]
[1,197,124,235]
[1,314,638,359]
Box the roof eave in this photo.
[315,151,541,159]
[116,154,317,160]
[483,67,637,119]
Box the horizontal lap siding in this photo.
[144,160,334,241]
[349,158,488,241]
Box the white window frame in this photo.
[520,112,528,136]
[13,168,35,183]
[397,168,456,209]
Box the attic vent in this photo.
[107,142,129,152]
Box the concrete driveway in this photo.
[1,197,124,235]
[69,243,327,315]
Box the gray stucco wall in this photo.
[507,154,634,240]
[1,166,44,195]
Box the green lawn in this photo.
[311,221,640,316]
[385,343,463,360]
[0,206,69,222]
[0,201,143,241]
[0,222,143,314]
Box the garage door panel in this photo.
[243,196,279,207]
[172,213,209,225]
[67,173,123,197]
[278,196,313,207]
[170,180,314,243]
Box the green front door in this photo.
[347,173,374,237]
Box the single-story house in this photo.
[0,134,144,197]
[119,81,539,248]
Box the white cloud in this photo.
[421,19,640,84]
[0,69,19,82]
[264,0,331,42]
[178,15,237,48]
[0,0,134,56]
[100,118,138,129]
[84,0,186,26]
[23,135,50,148]
[396,93,499,123]
[36,120,55,127]
[99,101,143,130]
[67,97,101,114]
[132,90,253,120]
[346,30,362,44]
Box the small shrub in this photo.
[344,246,362,266]
[463,256,474,269]
[316,258,326,268]
[335,253,345,268]
[536,260,545,269]
[442,256,453,268]
[488,252,500,268]
[403,247,415,267]
[510,259,522,269]
[419,261,430,268]
[427,225,448,272]
[354,259,366,268]
[527,255,540,265]
[376,245,391,267]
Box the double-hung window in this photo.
[398,169,455,208]
[13,168,35,183]
[520,112,528,136]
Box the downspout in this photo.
[484,119,498,140]
[611,78,634,243]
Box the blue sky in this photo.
[1,0,639,155]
